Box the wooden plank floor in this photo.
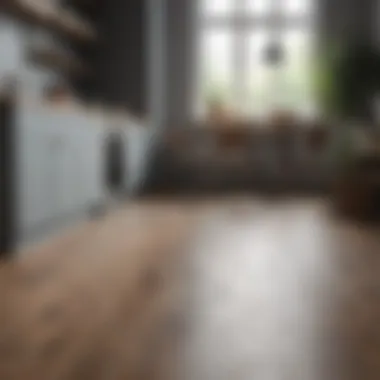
[1,197,380,380]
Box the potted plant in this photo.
[316,41,380,121]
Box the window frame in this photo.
[194,0,316,122]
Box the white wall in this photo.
[14,104,152,248]
[15,105,106,246]
[0,17,152,248]
[0,17,23,81]
[0,16,57,97]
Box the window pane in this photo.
[246,0,272,16]
[244,29,316,118]
[277,30,315,116]
[245,31,275,117]
[202,0,234,16]
[281,0,314,16]
[198,29,234,116]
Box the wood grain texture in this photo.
[0,197,380,380]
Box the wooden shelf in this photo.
[52,10,96,42]
[2,0,52,26]
[2,0,96,42]
[64,0,102,9]
[27,47,89,76]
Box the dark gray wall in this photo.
[147,0,166,129]
[163,0,379,127]
[164,0,194,127]
[96,0,147,115]
[318,0,377,46]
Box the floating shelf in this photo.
[2,0,96,42]
[52,10,96,41]
[27,47,89,76]
[2,0,52,26]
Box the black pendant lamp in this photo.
[264,39,285,66]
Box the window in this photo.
[246,0,271,16]
[202,0,234,16]
[280,0,314,16]
[198,30,234,116]
[196,0,316,121]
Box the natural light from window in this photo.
[195,0,317,122]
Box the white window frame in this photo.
[194,0,316,122]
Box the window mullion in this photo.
[232,30,247,116]
[232,0,249,117]
[197,0,316,121]
[268,0,285,112]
